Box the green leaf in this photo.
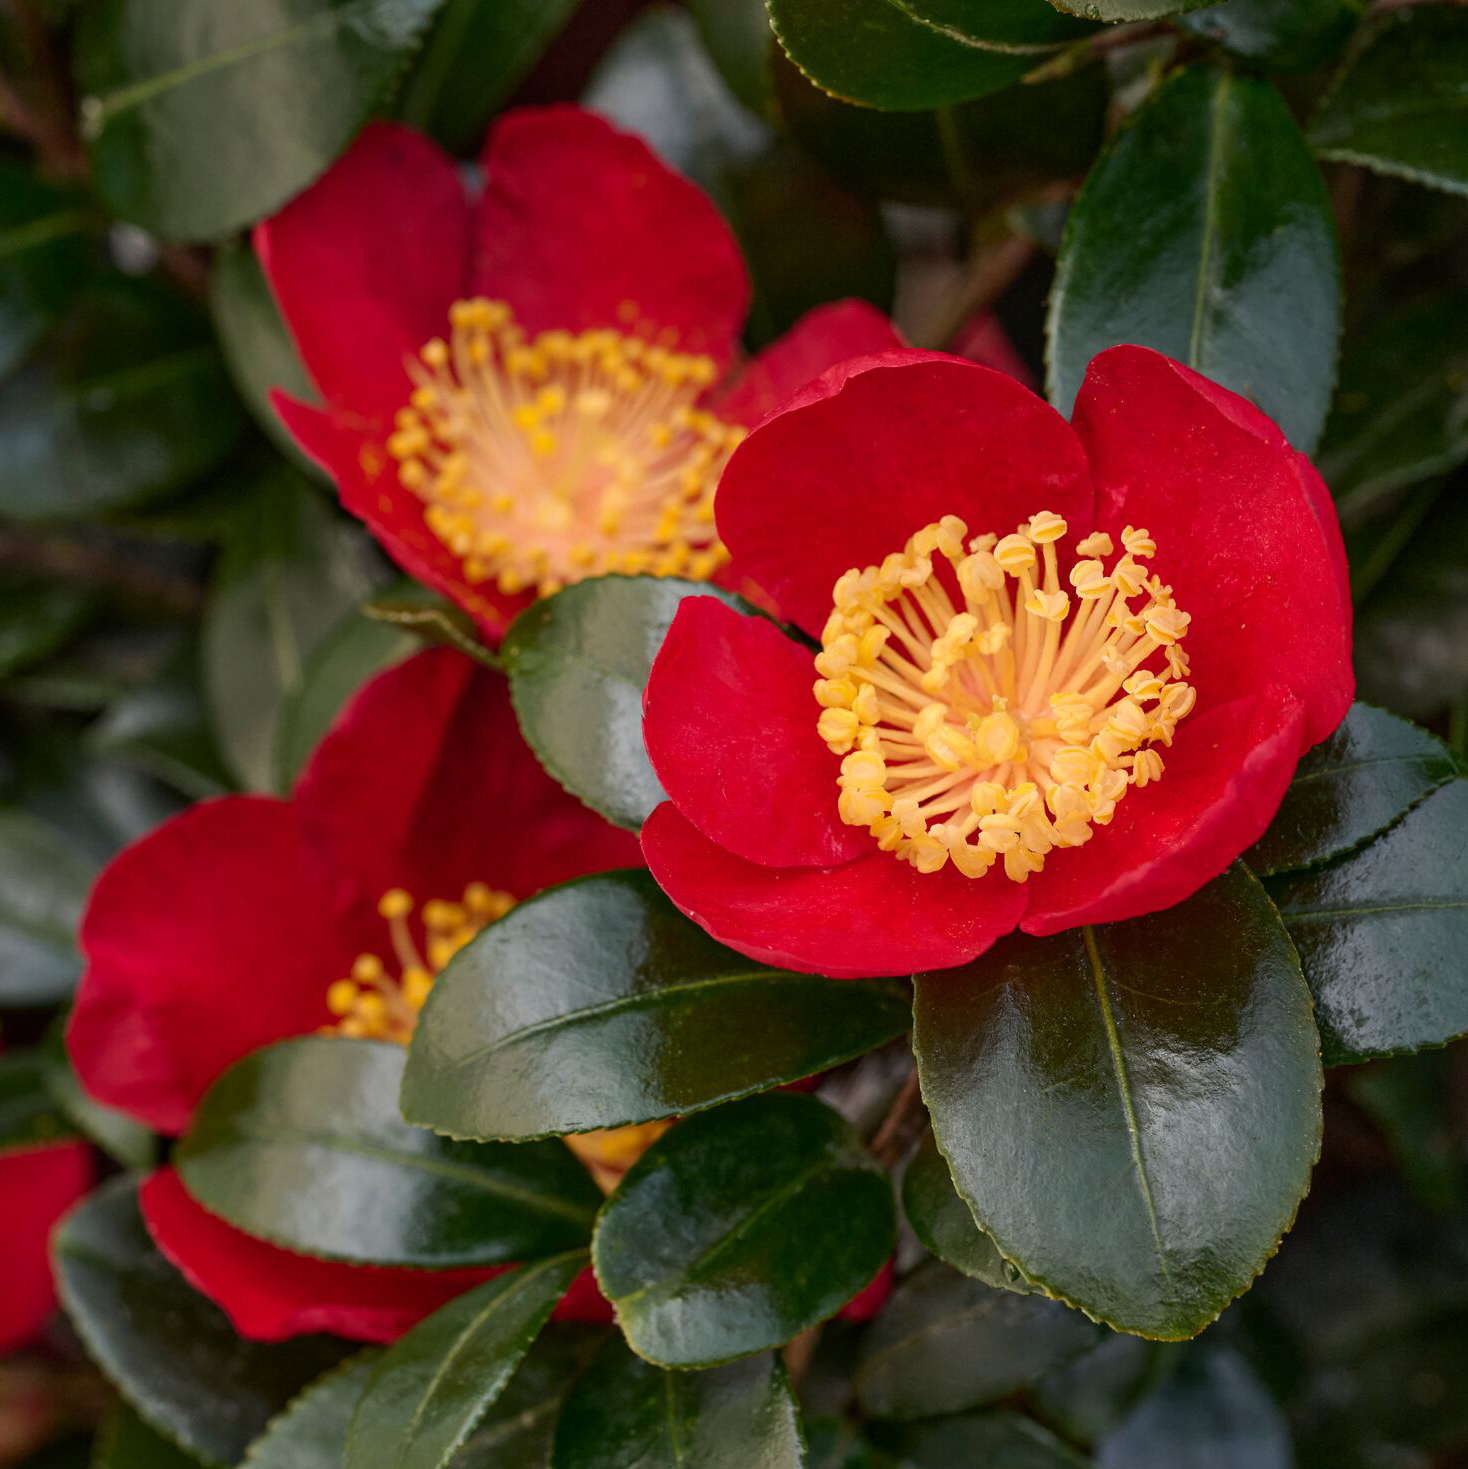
[1178,0,1363,71]
[0,578,96,680]
[0,806,97,1006]
[242,1352,380,1469]
[202,465,385,793]
[886,0,1096,49]
[0,1048,74,1150]
[868,1411,1091,1469]
[177,1036,601,1269]
[501,575,754,831]
[1031,1336,1169,1448]
[766,0,1037,111]
[1096,1346,1291,1469]
[94,1406,206,1469]
[1268,778,1468,1065]
[1048,65,1341,455]
[1311,6,1468,197]
[397,0,580,154]
[902,1134,1035,1292]
[1346,1052,1464,1214]
[854,1260,1098,1419]
[271,601,419,790]
[345,1252,584,1469]
[402,869,910,1140]
[593,1090,895,1367]
[209,240,322,477]
[688,0,777,117]
[1046,0,1212,17]
[1317,295,1468,523]
[805,1417,876,1469]
[550,1337,804,1469]
[53,1176,348,1467]
[0,275,244,522]
[360,589,501,668]
[914,865,1322,1340]
[1246,703,1457,877]
[76,0,451,242]
[40,1018,157,1170]
[0,159,93,380]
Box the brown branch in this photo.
[0,0,86,178]
[0,528,205,614]
[915,233,1037,353]
[870,1066,927,1168]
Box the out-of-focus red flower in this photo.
[68,649,639,1341]
[0,1127,92,1354]
[640,346,1353,979]
[255,106,906,639]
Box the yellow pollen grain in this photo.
[815,512,1195,882]
[385,298,742,597]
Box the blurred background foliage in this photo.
[0,0,1466,1465]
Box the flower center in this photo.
[386,299,744,598]
[814,512,1195,882]
[326,883,514,1043]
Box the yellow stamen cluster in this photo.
[386,299,744,598]
[325,882,515,1043]
[815,513,1195,882]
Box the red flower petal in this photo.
[140,1169,503,1343]
[715,300,904,428]
[643,599,867,869]
[474,106,749,367]
[717,353,1095,639]
[0,1141,92,1352]
[950,312,1036,389]
[554,1265,615,1324]
[1022,685,1306,935]
[270,391,529,642]
[1073,346,1353,748]
[255,122,469,423]
[641,802,1025,979]
[70,799,362,1135]
[296,649,641,912]
[838,1257,894,1322]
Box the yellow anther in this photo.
[1122,525,1157,558]
[815,677,857,710]
[1027,510,1067,544]
[421,339,449,368]
[1131,749,1165,787]
[1144,605,1192,645]
[1076,531,1114,558]
[1025,589,1070,622]
[378,889,413,920]
[975,709,1021,765]
[926,725,977,772]
[1069,559,1110,599]
[994,534,1036,572]
[819,708,860,752]
[326,980,358,1016]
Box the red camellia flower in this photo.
[256,105,904,638]
[640,347,1354,978]
[67,649,640,1341]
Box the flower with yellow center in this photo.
[814,512,1194,882]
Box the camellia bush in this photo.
[2,0,1467,1466]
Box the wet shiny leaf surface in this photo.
[1247,703,1457,876]
[550,1337,804,1469]
[177,1037,602,1268]
[914,866,1322,1339]
[243,1353,380,1469]
[1049,65,1341,454]
[594,1091,895,1367]
[403,870,910,1140]
[1269,778,1468,1064]
[0,807,99,1006]
[1178,0,1361,71]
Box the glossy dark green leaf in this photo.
[888,0,1096,47]
[594,1091,895,1367]
[1269,778,1468,1065]
[76,0,451,241]
[1247,703,1457,876]
[403,869,910,1140]
[805,1417,875,1469]
[1031,1336,1170,1447]
[398,0,579,154]
[0,807,97,1006]
[1311,6,1468,197]
[868,1411,1090,1469]
[0,159,92,380]
[177,1037,601,1268]
[502,576,754,831]
[1178,0,1362,71]
[766,0,1036,111]
[1046,0,1211,16]
[95,1406,207,1469]
[242,1353,379,1469]
[345,1252,584,1469]
[0,275,244,522]
[902,1133,1035,1292]
[272,602,419,789]
[1096,1347,1291,1469]
[360,589,501,668]
[209,240,321,476]
[914,865,1322,1340]
[203,466,384,793]
[0,578,95,680]
[40,1018,157,1170]
[688,0,777,116]
[550,1337,804,1469]
[855,1260,1098,1420]
[1048,65,1341,455]
[53,1176,348,1467]
[1317,295,1468,521]
[1346,1052,1464,1214]
[1354,487,1468,719]
[0,1049,74,1150]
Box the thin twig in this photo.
[0,528,205,614]
[870,1066,926,1168]
[917,233,1037,353]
